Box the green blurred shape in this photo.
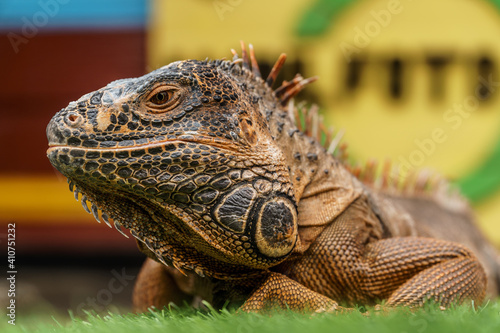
[490,0,500,10]
[296,0,500,37]
[295,0,356,36]
[457,139,500,203]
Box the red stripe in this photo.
[0,31,145,173]
[11,222,140,255]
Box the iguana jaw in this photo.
[60,177,254,279]
[47,133,298,275]
[52,169,295,279]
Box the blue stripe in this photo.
[0,0,149,30]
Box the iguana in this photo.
[46,43,500,313]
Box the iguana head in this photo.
[46,44,301,277]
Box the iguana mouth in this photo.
[46,134,241,154]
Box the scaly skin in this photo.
[46,44,499,313]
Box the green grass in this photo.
[3,301,500,333]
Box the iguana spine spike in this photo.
[266,53,287,87]
[91,203,100,223]
[130,230,141,241]
[230,49,239,62]
[287,99,296,127]
[114,220,129,238]
[304,105,313,137]
[327,128,345,155]
[279,76,319,106]
[401,170,416,194]
[319,122,332,147]
[239,41,250,71]
[275,74,303,97]
[101,211,112,228]
[248,44,261,79]
[338,143,349,160]
[194,267,205,277]
[81,195,91,214]
[350,163,362,178]
[364,159,378,185]
[173,261,187,276]
[293,104,301,131]
[414,171,426,193]
[144,238,155,251]
[155,253,169,267]
[381,159,392,190]
[312,107,320,142]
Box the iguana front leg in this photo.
[365,237,487,307]
[240,272,341,313]
[242,239,486,312]
[283,197,487,308]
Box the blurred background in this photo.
[1,0,500,319]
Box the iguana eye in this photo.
[145,85,182,112]
[150,91,170,105]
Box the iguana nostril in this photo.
[65,112,83,127]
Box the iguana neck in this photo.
[261,100,356,204]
